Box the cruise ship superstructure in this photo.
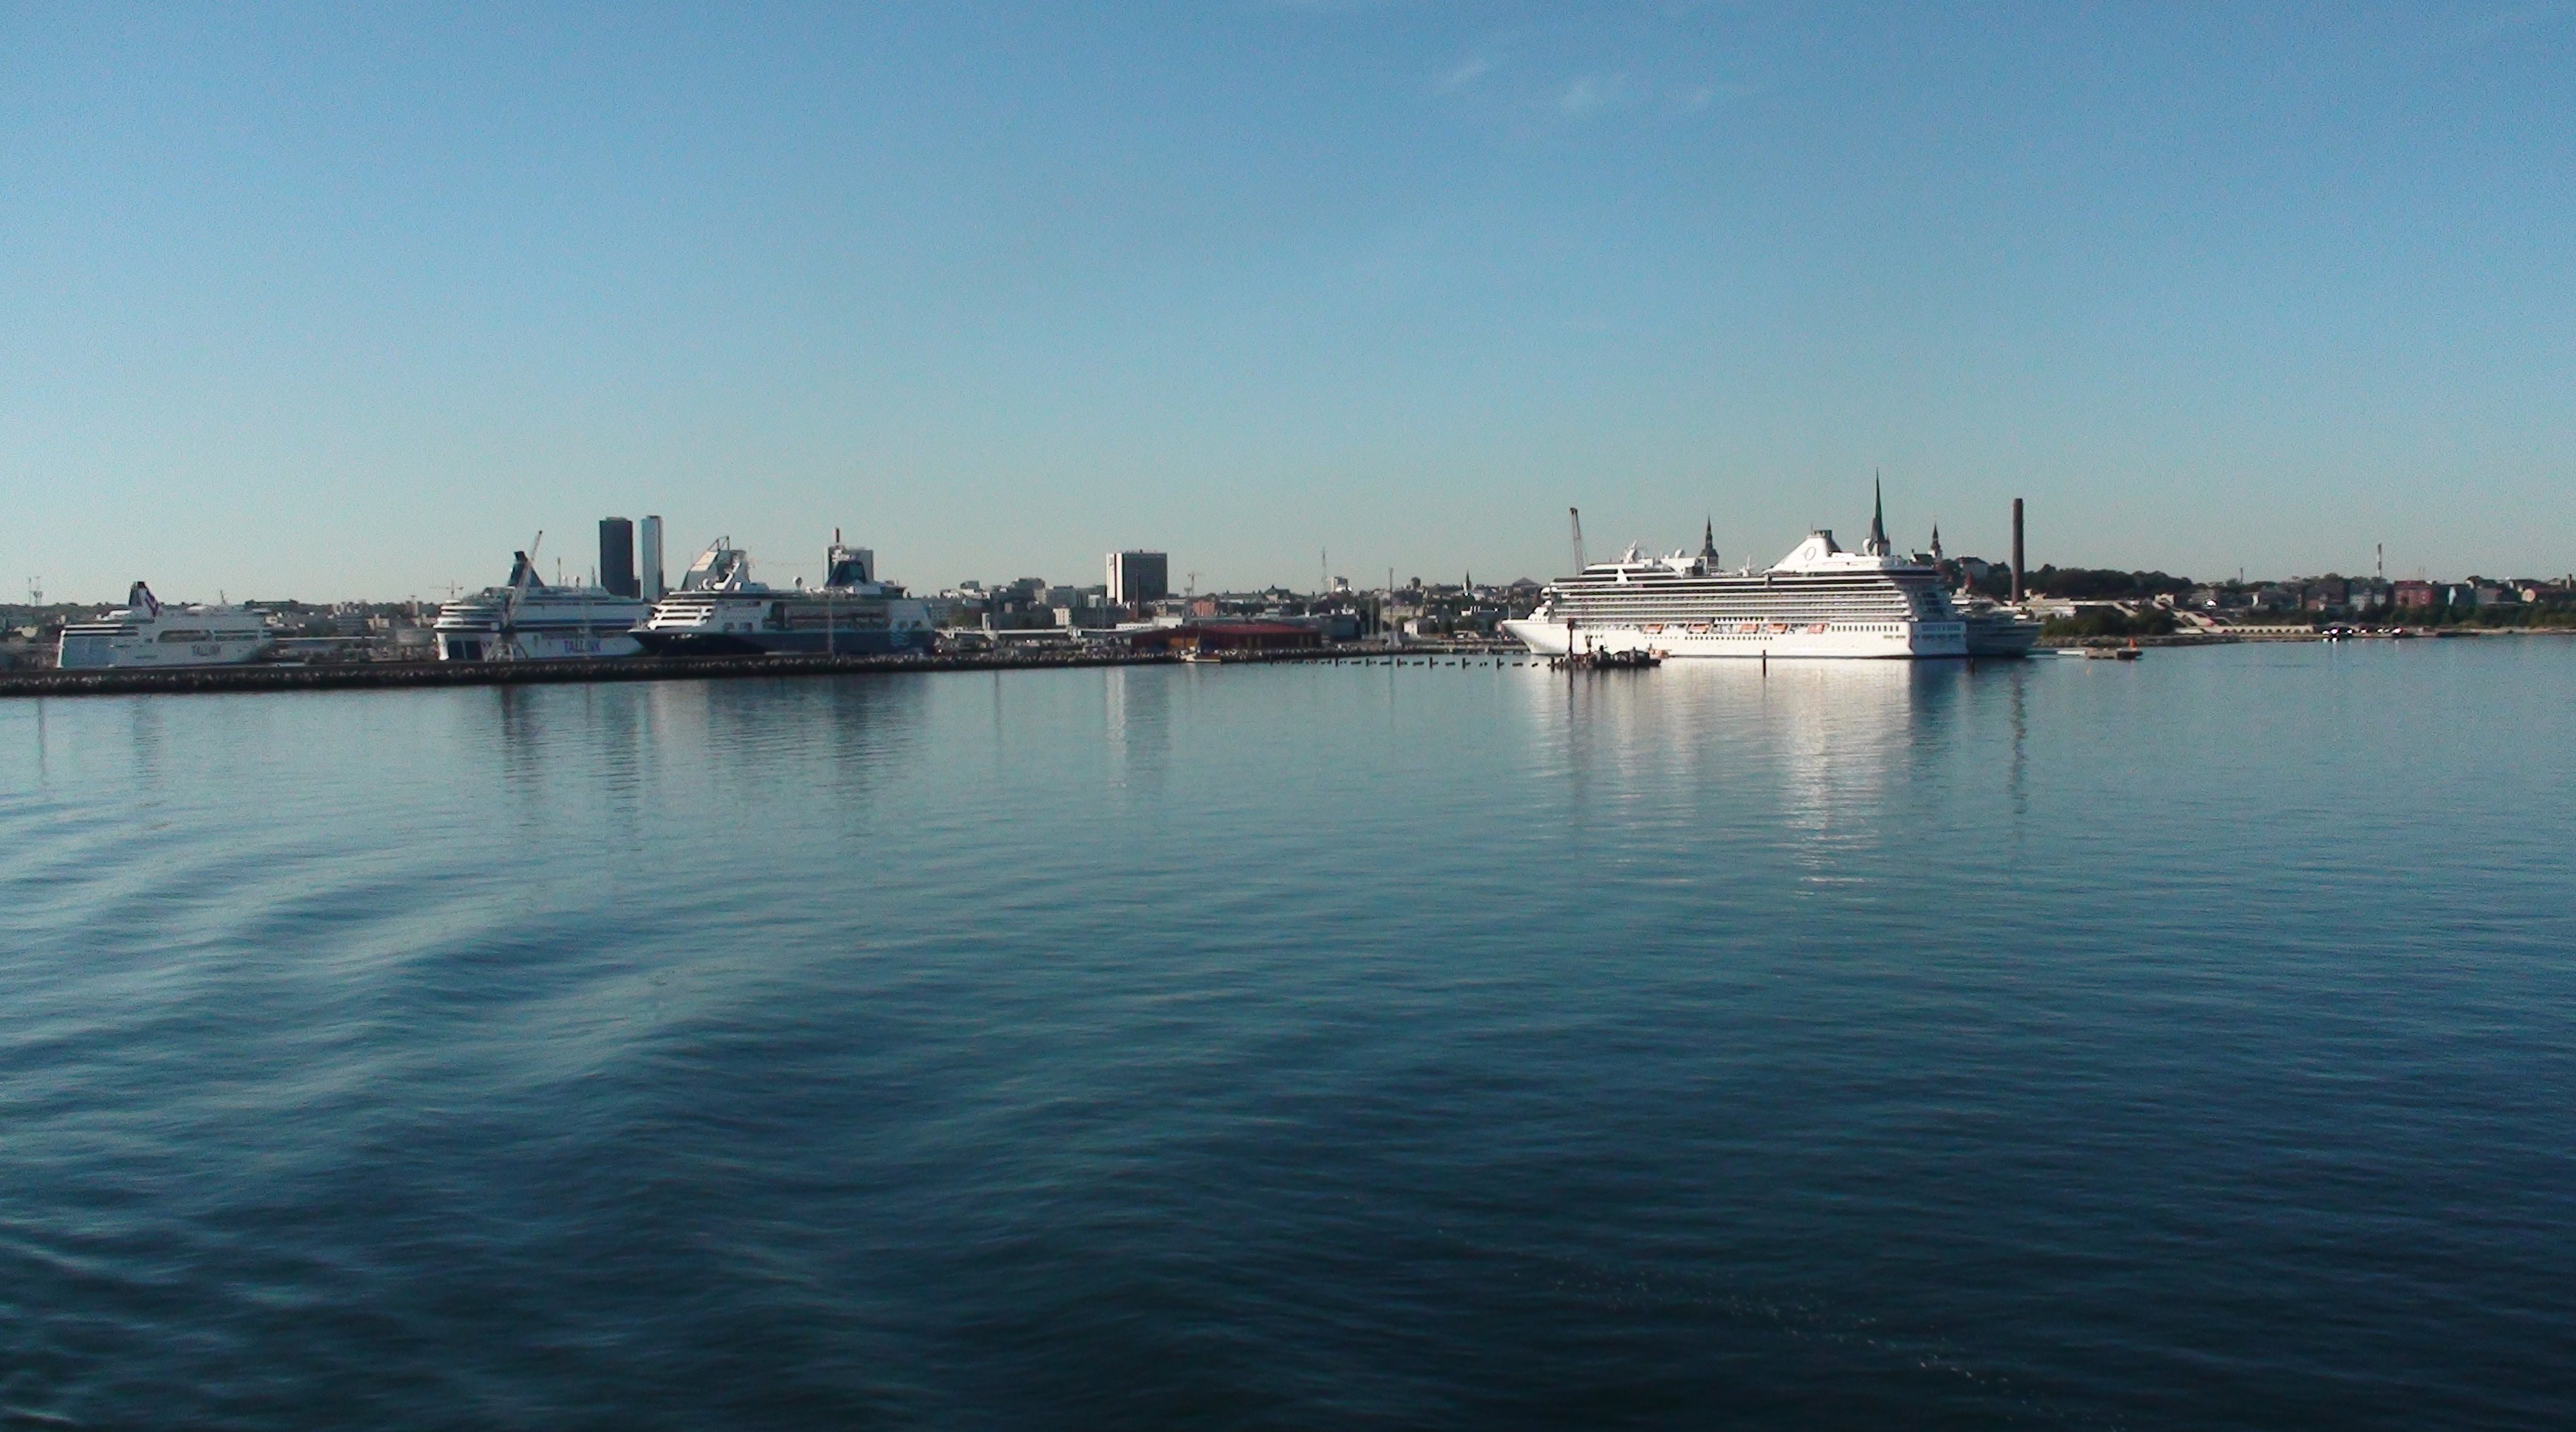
[630,535,934,657]
[1502,496,1975,660]
[56,583,276,670]
[431,551,651,661]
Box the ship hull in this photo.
[57,635,273,670]
[629,628,930,658]
[1961,618,2042,659]
[434,630,644,662]
[1502,618,1967,660]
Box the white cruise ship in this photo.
[630,534,934,657]
[431,551,651,661]
[56,583,277,670]
[1502,497,1970,660]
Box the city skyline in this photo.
[7,4,2572,601]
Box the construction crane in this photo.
[1569,508,1586,573]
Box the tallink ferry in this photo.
[631,534,934,657]
[1502,494,2037,661]
[56,583,277,670]
[432,550,651,662]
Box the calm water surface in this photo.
[4,642,2572,1428]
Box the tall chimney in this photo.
[2011,498,2025,603]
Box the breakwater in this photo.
[0,649,1177,699]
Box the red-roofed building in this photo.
[1184,621,1322,654]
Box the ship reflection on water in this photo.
[0,647,2566,1429]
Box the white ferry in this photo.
[431,551,651,662]
[1955,593,2044,658]
[56,583,277,670]
[1502,496,1972,660]
[630,534,934,657]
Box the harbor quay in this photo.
[0,644,1606,700]
[23,625,2558,700]
[0,648,1171,699]
[11,498,2572,680]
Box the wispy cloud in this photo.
[1557,72,1635,116]
[1437,56,1490,92]
[1669,80,1760,116]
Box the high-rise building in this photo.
[639,515,666,599]
[599,517,638,598]
[1108,551,1170,606]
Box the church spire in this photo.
[1865,472,1889,556]
[1699,515,1719,567]
[1930,520,1944,561]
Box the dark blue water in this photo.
[4,643,2572,1429]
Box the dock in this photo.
[0,649,1178,699]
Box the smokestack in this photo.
[2011,498,2025,603]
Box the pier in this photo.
[0,649,1178,699]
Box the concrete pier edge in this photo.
[0,651,1182,699]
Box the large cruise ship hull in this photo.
[434,629,644,662]
[57,634,273,670]
[1502,618,1967,660]
[630,628,930,658]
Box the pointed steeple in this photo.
[1930,521,1944,561]
[1698,515,1719,566]
[1865,472,1889,556]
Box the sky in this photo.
[4,1,2572,602]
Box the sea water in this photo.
[3,642,2571,1428]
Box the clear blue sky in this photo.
[4,2,2571,601]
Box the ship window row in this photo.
[1554,599,1918,618]
[1555,585,1922,600]
[1557,589,1919,603]
[1558,577,1939,587]
[1564,616,1926,628]
[1554,594,1938,610]
[1557,576,1942,591]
